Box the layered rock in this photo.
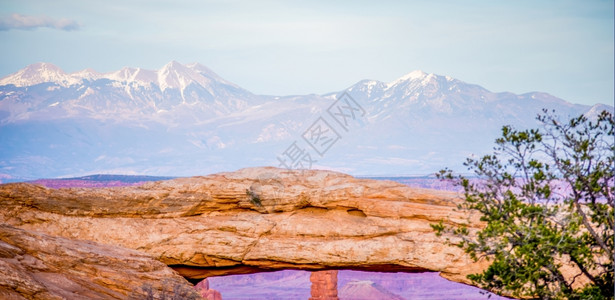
[310,270,338,300]
[0,167,486,287]
[0,224,200,300]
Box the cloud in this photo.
[0,13,79,31]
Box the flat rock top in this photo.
[0,167,462,219]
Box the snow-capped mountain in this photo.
[0,61,242,91]
[0,62,83,87]
[0,61,257,124]
[346,70,585,121]
[0,62,610,181]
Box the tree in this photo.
[433,109,614,299]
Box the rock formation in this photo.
[0,224,200,300]
[310,270,338,300]
[0,167,489,296]
[194,279,222,300]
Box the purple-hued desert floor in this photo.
[208,270,509,300]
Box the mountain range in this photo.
[0,61,611,181]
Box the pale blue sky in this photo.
[0,0,613,105]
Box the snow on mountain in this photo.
[71,68,102,81]
[158,60,207,92]
[341,70,587,127]
[0,61,258,123]
[0,61,251,96]
[185,62,241,88]
[0,62,81,87]
[104,67,157,85]
[0,62,611,180]
[347,70,494,115]
[387,69,429,86]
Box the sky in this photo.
[0,0,613,106]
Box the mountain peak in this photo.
[104,67,157,84]
[26,62,64,73]
[0,62,78,87]
[161,60,184,71]
[158,61,204,92]
[386,70,435,88]
[71,68,101,80]
[397,70,429,81]
[0,61,252,99]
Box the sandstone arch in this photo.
[0,167,487,289]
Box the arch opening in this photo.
[193,269,511,300]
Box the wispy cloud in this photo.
[0,13,79,31]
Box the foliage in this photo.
[433,109,614,299]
